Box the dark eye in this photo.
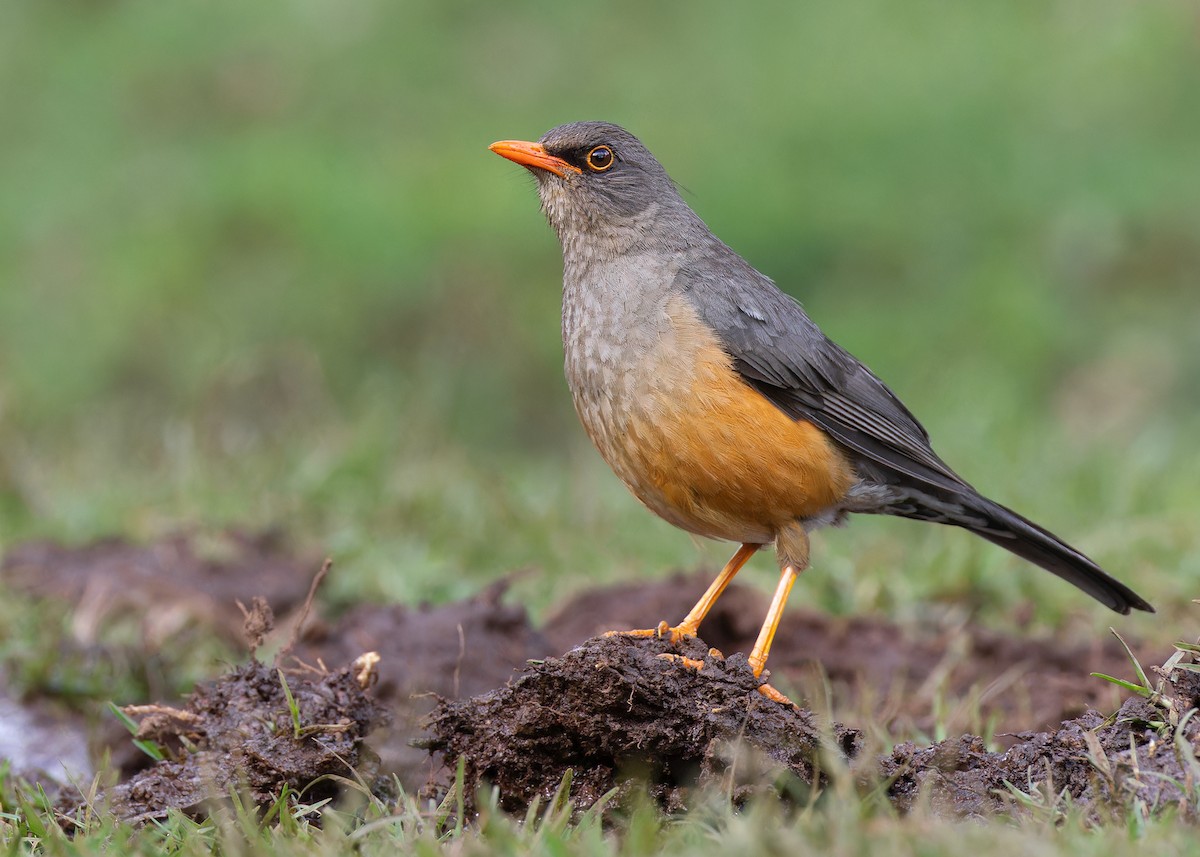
[586,145,614,172]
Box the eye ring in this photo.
[586,145,614,172]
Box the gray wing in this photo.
[676,247,971,498]
[674,246,1153,614]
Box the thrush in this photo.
[489,121,1153,703]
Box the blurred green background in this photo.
[1,0,1197,632]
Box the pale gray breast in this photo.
[561,252,679,455]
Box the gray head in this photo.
[490,122,705,262]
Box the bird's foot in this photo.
[756,681,798,708]
[654,647,725,672]
[656,649,799,709]
[604,620,697,646]
[606,622,799,708]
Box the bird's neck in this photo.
[551,202,707,271]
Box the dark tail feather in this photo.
[962,497,1153,615]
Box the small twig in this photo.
[278,557,332,661]
[286,656,330,676]
[453,623,466,699]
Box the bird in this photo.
[488,121,1153,703]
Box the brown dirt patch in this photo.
[91,656,386,824]
[421,633,859,813]
[883,667,1200,817]
[0,530,316,646]
[423,632,1200,820]
[2,533,1187,824]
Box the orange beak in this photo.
[489,140,581,178]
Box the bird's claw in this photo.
[657,651,799,709]
[756,681,799,709]
[603,620,696,645]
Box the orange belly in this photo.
[576,294,856,544]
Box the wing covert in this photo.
[677,249,970,495]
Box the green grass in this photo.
[1,0,1199,852]
[5,764,1200,856]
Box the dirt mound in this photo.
[884,667,1200,817]
[422,634,860,813]
[424,632,1200,819]
[97,655,385,824]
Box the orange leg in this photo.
[606,543,759,643]
[746,523,810,706]
[747,564,798,679]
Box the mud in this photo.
[98,656,385,824]
[1,533,1190,824]
[883,667,1200,817]
[425,633,1200,820]
[421,633,860,813]
[0,530,316,646]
